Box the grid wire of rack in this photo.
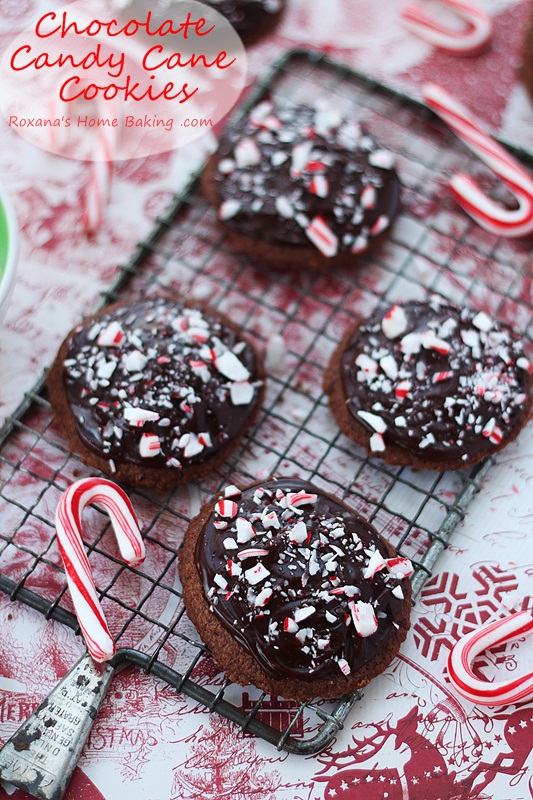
[1,50,532,756]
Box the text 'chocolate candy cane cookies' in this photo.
[324,298,533,471]
[179,478,412,701]
[202,100,401,270]
[47,296,264,488]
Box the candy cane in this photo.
[401,0,493,55]
[422,83,533,237]
[82,98,117,235]
[448,611,533,706]
[82,126,115,235]
[55,477,145,663]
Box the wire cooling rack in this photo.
[1,50,533,756]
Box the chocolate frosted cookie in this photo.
[202,100,401,270]
[179,478,412,701]
[324,299,533,471]
[200,0,285,42]
[47,296,264,488]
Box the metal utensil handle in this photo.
[0,652,114,800]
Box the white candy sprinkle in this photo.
[219,199,242,221]
[234,137,261,167]
[275,196,294,219]
[218,158,235,175]
[368,149,395,169]
[360,185,376,209]
[380,354,398,380]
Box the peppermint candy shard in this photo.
[124,407,160,427]
[216,500,239,519]
[370,433,386,452]
[337,657,351,676]
[284,617,299,634]
[230,381,255,406]
[385,557,413,577]
[244,563,270,586]
[350,600,378,637]
[357,410,387,433]
[288,520,309,545]
[255,588,273,607]
[224,484,242,498]
[97,321,125,347]
[236,517,256,543]
[382,305,408,339]
[237,548,269,561]
[285,491,318,508]
[363,549,387,579]
[215,350,250,382]
[305,216,339,258]
[139,433,161,458]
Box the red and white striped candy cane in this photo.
[82,99,117,235]
[55,477,145,663]
[401,0,493,55]
[422,83,533,237]
[448,611,533,706]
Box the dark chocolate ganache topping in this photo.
[62,297,262,472]
[341,298,533,464]
[214,101,401,258]
[195,478,412,682]
[202,0,284,36]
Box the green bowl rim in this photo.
[0,183,19,313]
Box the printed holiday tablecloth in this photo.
[1,2,533,799]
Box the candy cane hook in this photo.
[401,0,493,55]
[422,83,533,237]
[55,477,145,663]
[448,611,533,706]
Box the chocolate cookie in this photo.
[179,478,412,701]
[324,298,533,471]
[202,100,401,270]
[200,0,285,42]
[47,296,264,489]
